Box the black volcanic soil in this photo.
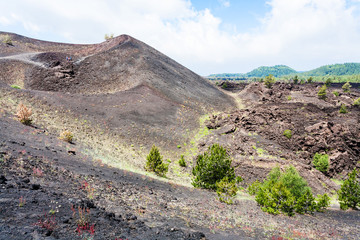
[1,32,360,240]
[206,82,360,193]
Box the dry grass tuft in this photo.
[16,103,32,125]
[59,130,74,143]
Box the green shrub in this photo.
[250,166,328,216]
[339,104,348,114]
[317,85,327,99]
[286,96,292,101]
[10,85,21,89]
[325,78,332,87]
[353,98,360,106]
[283,129,292,139]
[342,82,351,92]
[248,180,261,196]
[222,82,228,89]
[293,75,299,85]
[177,145,181,149]
[264,74,276,89]
[315,193,331,212]
[338,168,360,210]
[145,145,168,177]
[332,91,339,97]
[312,153,329,172]
[178,155,186,167]
[192,144,235,190]
[216,176,238,204]
[307,77,313,83]
[295,188,317,214]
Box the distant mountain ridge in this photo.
[208,63,360,78]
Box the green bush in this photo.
[339,104,348,114]
[283,129,292,139]
[312,153,329,172]
[192,144,235,190]
[294,188,317,214]
[332,91,339,97]
[250,166,328,216]
[248,180,261,196]
[293,75,299,84]
[353,98,360,106]
[222,82,228,89]
[325,78,332,87]
[342,82,351,92]
[338,168,360,210]
[315,193,331,212]
[216,176,238,204]
[307,77,313,83]
[145,145,168,177]
[264,74,276,89]
[178,155,186,167]
[317,85,327,99]
[286,96,292,101]
[10,85,21,89]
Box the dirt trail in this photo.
[0,52,47,68]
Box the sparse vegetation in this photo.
[317,85,327,99]
[283,129,292,139]
[339,104,348,114]
[353,98,360,106]
[293,75,299,84]
[249,165,330,216]
[59,130,74,143]
[264,74,276,88]
[216,176,238,204]
[342,82,351,92]
[104,33,114,40]
[192,144,235,190]
[2,34,13,45]
[312,153,329,172]
[145,145,168,177]
[10,84,21,89]
[178,155,186,167]
[338,168,360,210]
[222,82,228,89]
[325,78,332,87]
[16,103,32,125]
[286,96,292,101]
[332,91,339,97]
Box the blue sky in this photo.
[1,0,360,75]
[192,0,269,33]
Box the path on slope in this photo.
[0,52,46,68]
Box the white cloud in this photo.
[0,0,360,75]
[219,0,231,8]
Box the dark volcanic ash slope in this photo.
[0,32,236,153]
[1,32,234,110]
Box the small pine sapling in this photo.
[145,145,168,177]
[338,168,360,210]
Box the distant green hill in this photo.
[208,63,360,80]
[245,65,297,78]
[299,63,360,76]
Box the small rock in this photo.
[0,175,7,184]
[31,184,41,190]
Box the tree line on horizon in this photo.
[208,63,360,82]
